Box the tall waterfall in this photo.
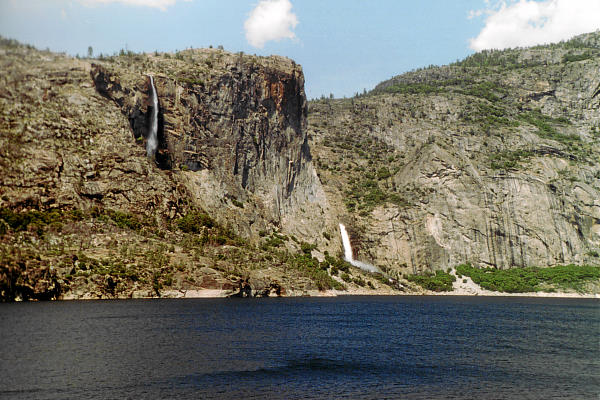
[339,223,381,273]
[146,75,158,157]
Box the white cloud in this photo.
[244,0,298,48]
[78,0,190,12]
[469,0,600,50]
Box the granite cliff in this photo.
[0,40,342,301]
[309,32,600,276]
[1,32,599,301]
[87,49,329,241]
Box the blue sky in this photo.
[1,0,598,99]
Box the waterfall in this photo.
[339,223,381,273]
[146,75,158,157]
[340,223,354,261]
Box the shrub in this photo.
[300,242,317,255]
[231,199,244,208]
[177,211,215,233]
[455,263,600,293]
[353,276,366,287]
[104,209,143,231]
[406,270,456,292]
[290,253,345,290]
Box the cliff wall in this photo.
[0,42,336,301]
[309,32,600,274]
[90,49,329,241]
[1,34,599,301]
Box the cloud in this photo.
[78,0,190,12]
[469,0,600,50]
[244,0,298,48]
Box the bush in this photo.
[290,253,345,290]
[455,263,600,293]
[104,209,143,231]
[406,270,456,292]
[177,211,215,233]
[353,276,366,287]
[300,242,316,255]
[0,207,65,233]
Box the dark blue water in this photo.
[0,296,598,399]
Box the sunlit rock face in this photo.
[309,32,600,274]
[90,49,330,243]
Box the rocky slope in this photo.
[309,32,600,276]
[88,49,331,241]
[0,39,365,301]
[1,32,599,301]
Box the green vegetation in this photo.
[95,208,150,231]
[489,149,534,170]
[0,207,67,234]
[406,270,456,292]
[455,263,600,293]
[345,179,386,213]
[316,123,411,213]
[377,82,443,96]
[178,77,205,86]
[517,109,578,145]
[322,254,352,275]
[231,199,244,208]
[562,52,596,63]
[288,252,345,291]
[452,49,543,69]
[260,231,289,249]
[176,211,215,232]
[0,202,357,300]
[467,102,519,132]
[0,207,150,235]
[460,81,508,103]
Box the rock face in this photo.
[0,41,337,301]
[1,33,599,301]
[309,32,600,274]
[89,49,329,241]
[0,48,189,220]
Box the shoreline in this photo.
[54,287,600,301]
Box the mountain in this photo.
[1,32,599,300]
[309,32,600,277]
[0,39,342,300]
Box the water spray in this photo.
[339,223,381,273]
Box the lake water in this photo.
[0,296,598,399]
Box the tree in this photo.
[87,46,93,58]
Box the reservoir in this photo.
[0,296,598,399]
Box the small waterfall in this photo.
[146,75,158,157]
[339,223,381,273]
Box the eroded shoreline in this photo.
[54,287,599,301]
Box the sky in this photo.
[1,0,598,99]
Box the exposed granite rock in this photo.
[0,41,337,301]
[309,32,600,274]
[88,50,330,243]
[1,33,599,301]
